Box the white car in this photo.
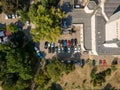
[12,14,15,18]
[74,46,77,53]
[47,42,50,47]
[58,46,61,53]
[67,47,71,53]
[77,45,81,53]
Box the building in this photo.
[61,0,120,55]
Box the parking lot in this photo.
[39,25,81,60]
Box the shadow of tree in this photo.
[61,2,73,13]
[103,83,116,90]
[49,82,62,90]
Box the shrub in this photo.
[111,65,117,71]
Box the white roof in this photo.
[103,43,118,48]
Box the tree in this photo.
[0,30,36,90]
[1,0,18,14]
[28,3,65,42]
[6,23,18,33]
[46,60,64,81]
[1,0,30,14]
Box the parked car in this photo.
[37,52,43,58]
[34,46,43,58]
[63,40,67,46]
[55,46,58,52]
[5,14,12,19]
[77,45,81,52]
[61,46,64,53]
[61,60,64,63]
[12,14,15,18]
[71,46,74,53]
[75,5,80,8]
[48,47,51,53]
[51,47,55,53]
[74,46,77,53]
[92,59,96,66]
[48,42,51,47]
[34,46,39,52]
[77,60,81,66]
[74,38,77,46]
[67,40,71,46]
[64,46,67,53]
[102,59,107,66]
[99,59,102,66]
[81,59,85,67]
[71,39,74,46]
[57,46,61,53]
[44,41,48,49]
[63,21,67,28]
[67,60,71,63]
[51,42,55,47]
[67,47,71,53]
[58,40,61,46]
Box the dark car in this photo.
[74,38,77,46]
[81,59,85,67]
[48,47,51,53]
[71,46,74,53]
[61,39,64,46]
[44,41,48,49]
[55,46,58,52]
[99,59,102,66]
[64,46,68,53]
[51,47,55,53]
[92,59,96,66]
[58,40,61,46]
[77,60,81,66]
[71,39,74,46]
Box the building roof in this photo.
[95,10,120,55]
[104,0,120,18]
[68,10,92,49]
[87,1,97,10]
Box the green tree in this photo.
[1,0,18,14]
[0,30,36,90]
[28,3,65,42]
[46,60,63,81]
[6,23,18,33]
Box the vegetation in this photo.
[28,1,65,42]
[35,59,75,90]
[6,23,18,33]
[1,0,30,14]
[111,65,117,71]
[90,67,112,86]
[0,29,37,90]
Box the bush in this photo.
[111,65,117,71]
[90,67,97,79]
[105,68,111,75]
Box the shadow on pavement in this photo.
[0,23,6,28]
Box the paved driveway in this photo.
[0,13,18,25]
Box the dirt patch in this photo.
[58,64,120,90]
[58,64,92,90]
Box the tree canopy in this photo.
[28,2,65,42]
[6,23,18,33]
[1,0,30,14]
[0,30,36,90]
